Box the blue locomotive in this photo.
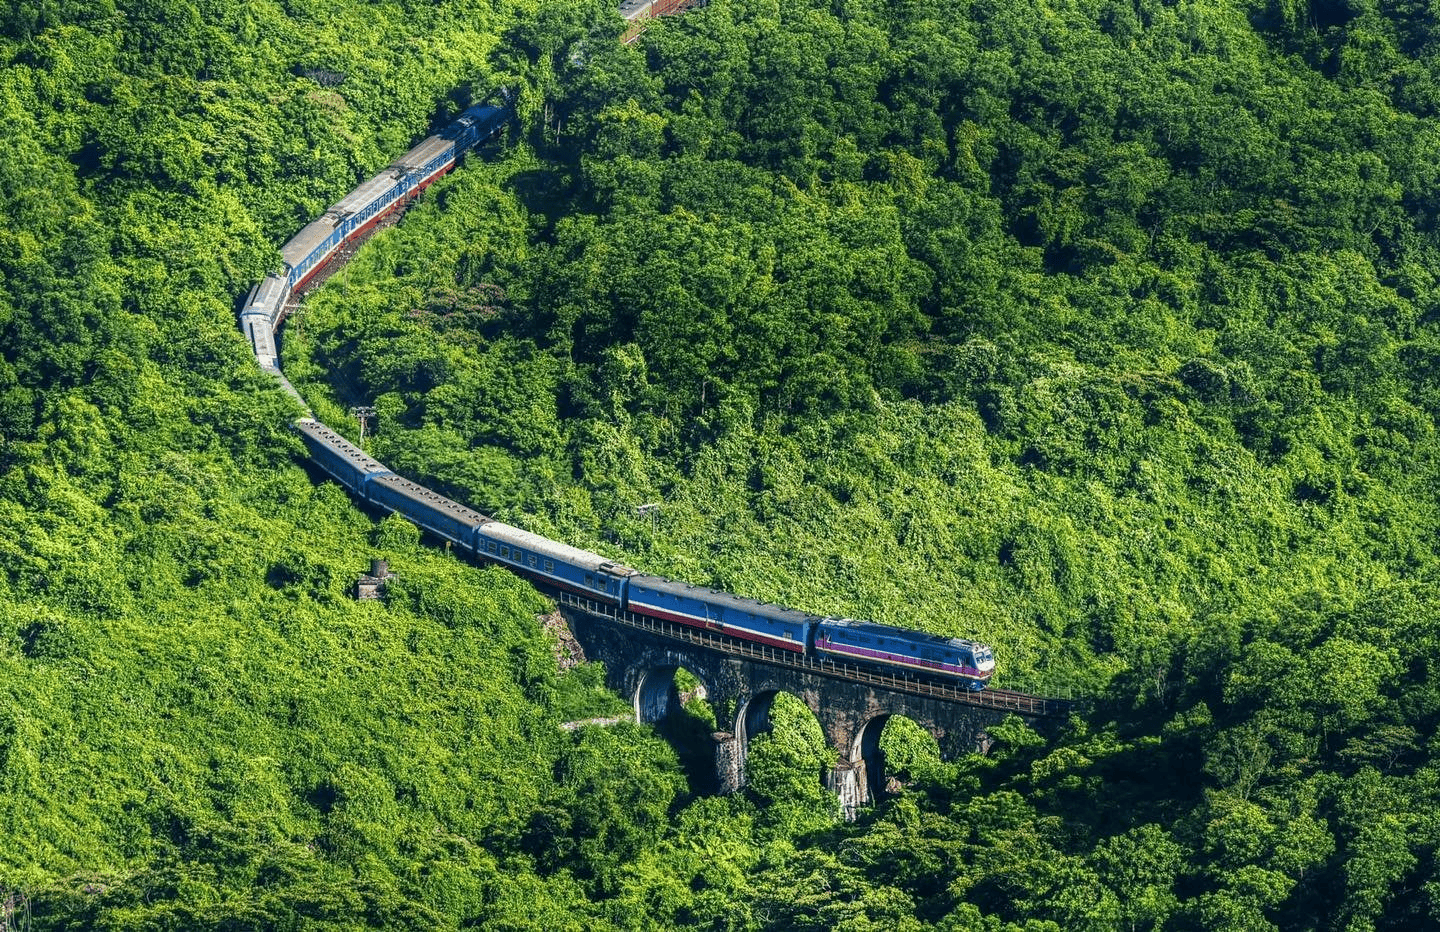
[254,99,995,691]
[814,619,995,685]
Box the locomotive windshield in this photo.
[974,647,996,672]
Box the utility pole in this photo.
[636,502,661,535]
[349,406,376,448]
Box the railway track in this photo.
[550,590,1075,718]
[238,11,1080,724]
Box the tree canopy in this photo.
[5,0,1440,927]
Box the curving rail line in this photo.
[238,13,1076,719]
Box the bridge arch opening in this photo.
[738,691,831,809]
[735,689,776,745]
[634,664,719,792]
[853,713,943,802]
[634,664,713,726]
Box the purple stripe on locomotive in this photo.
[814,634,987,681]
[813,619,995,689]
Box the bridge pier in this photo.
[714,731,744,795]
[556,600,1056,819]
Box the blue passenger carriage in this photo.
[239,274,289,363]
[365,475,489,545]
[293,418,391,494]
[474,521,636,603]
[627,576,816,653]
[277,102,510,293]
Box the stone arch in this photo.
[733,688,832,799]
[735,689,779,745]
[734,686,825,748]
[633,663,682,723]
[633,661,713,725]
[852,712,893,803]
[628,658,723,793]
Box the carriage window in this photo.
[528,555,537,568]
[500,546,510,558]
[486,541,497,554]
[544,560,554,573]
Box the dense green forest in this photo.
[5,0,1440,927]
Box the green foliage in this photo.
[878,715,943,784]
[552,661,633,722]
[9,0,1440,927]
[292,0,1440,925]
[745,693,835,834]
[525,722,688,896]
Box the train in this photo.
[239,101,510,379]
[293,420,996,688]
[238,98,996,691]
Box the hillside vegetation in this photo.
[5,0,1440,928]
[298,0,1440,927]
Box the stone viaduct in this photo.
[555,595,1070,816]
